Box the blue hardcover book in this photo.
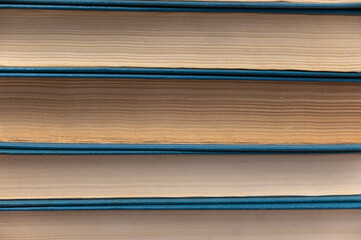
[1,2,361,72]
[1,203,360,239]
[1,67,361,152]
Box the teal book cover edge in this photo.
[1,0,361,14]
[1,195,361,210]
[4,142,361,154]
[1,67,361,82]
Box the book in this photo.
[2,76,361,145]
[1,210,360,239]
[1,9,361,72]
[2,153,361,199]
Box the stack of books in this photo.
[1,0,360,239]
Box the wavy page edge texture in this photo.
[2,68,361,151]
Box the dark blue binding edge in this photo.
[3,142,361,154]
[1,0,361,14]
[1,195,360,210]
[1,67,361,82]
[3,0,361,9]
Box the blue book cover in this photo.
[1,0,361,14]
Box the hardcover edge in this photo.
[1,195,361,210]
[1,67,361,82]
[4,142,361,154]
[1,0,361,14]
